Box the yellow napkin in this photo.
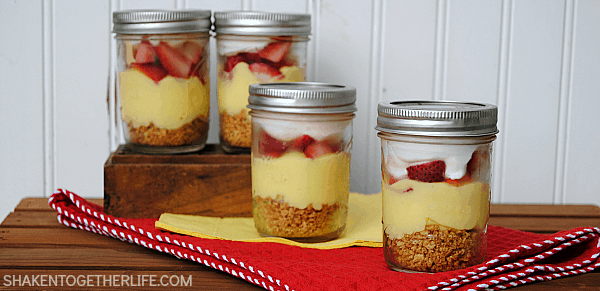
[155,192,383,249]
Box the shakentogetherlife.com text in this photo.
[3,274,193,288]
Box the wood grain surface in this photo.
[103,145,252,219]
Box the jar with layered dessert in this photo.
[248,82,356,243]
[376,101,498,273]
[113,10,211,154]
[213,11,311,153]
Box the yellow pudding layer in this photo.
[119,69,210,129]
[382,179,490,239]
[252,151,350,210]
[217,63,305,115]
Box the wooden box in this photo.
[104,144,252,219]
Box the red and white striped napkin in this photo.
[49,189,600,291]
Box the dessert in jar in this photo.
[248,82,356,243]
[113,10,212,154]
[375,101,498,273]
[213,11,311,153]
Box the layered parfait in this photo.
[251,115,352,242]
[118,38,210,151]
[381,140,491,272]
[217,37,306,151]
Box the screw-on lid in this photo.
[113,10,212,34]
[247,82,356,114]
[376,100,498,137]
[213,11,311,36]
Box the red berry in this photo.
[178,40,203,64]
[134,42,156,64]
[249,62,282,79]
[154,41,193,78]
[289,135,315,152]
[224,55,244,72]
[406,160,446,183]
[259,42,292,63]
[304,140,337,159]
[258,132,289,158]
[130,63,168,84]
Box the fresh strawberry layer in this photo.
[259,42,291,63]
[129,40,206,82]
[393,151,481,186]
[256,131,344,159]
[130,63,168,84]
[249,63,283,80]
[134,42,156,64]
[406,160,446,183]
[222,40,295,77]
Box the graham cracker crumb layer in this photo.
[220,109,251,148]
[384,224,485,273]
[126,115,208,147]
[253,195,345,239]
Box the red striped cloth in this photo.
[49,189,600,291]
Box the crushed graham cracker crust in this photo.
[220,109,251,148]
[253,195,346,241]
[126,115,208,147]
[384,224,485,273]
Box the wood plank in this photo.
[15,198,103,212]
[103,145,252,219]
[0,269,262,290]
[0,228,131,248]
[0,212,65,228]
[0,247,214,270]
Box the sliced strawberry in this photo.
[179,40,203,64]
[388,175,400,186]
[239,52,262,64]
[289,135,315,152]
[258,131,289,158]
[224,55,244,72]
[130,63,168,84]
[154,41,193,78]
[406,160,446,183]
[135,42,156,64]
[304,140,338,159]
[249,62,282,80]
[259,42,292,63]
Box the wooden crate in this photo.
[103,144,252,219]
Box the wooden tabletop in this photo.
[1,198,599,290]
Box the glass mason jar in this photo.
[248,83,356,243]
[376,101,498,273]
[113,10,212,154]
[214,11,311,153]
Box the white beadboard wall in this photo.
[1,0,599,221]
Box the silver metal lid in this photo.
[113,10,212,34]
[213,11,311,36]
[376,100,498,137]
[248,82,356,114]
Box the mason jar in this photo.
[376,101,498,273]
[248,82,356,242]
[113,10,211,154]
[214,11,311,153]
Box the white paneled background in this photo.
[1,0,599,221]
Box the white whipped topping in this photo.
[254,117,351,141]
[384,140,478,180]
[218,40,267,56]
